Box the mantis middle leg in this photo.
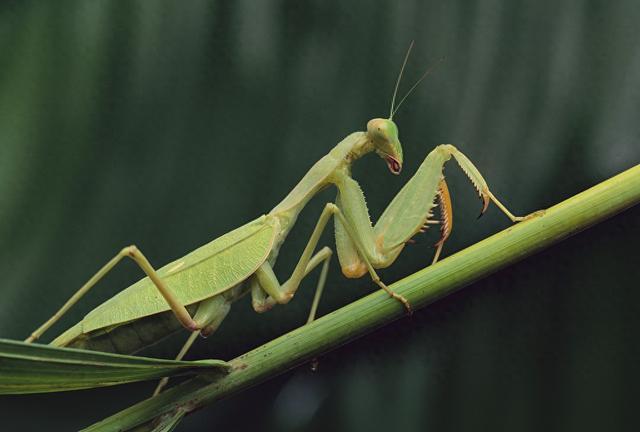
[255,203,411,313]
[251,202,337,313]
[250,247,332,318]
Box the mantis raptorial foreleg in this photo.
[25,245,200,343]
[334,144,526,277]
[432,178,453,264]
[330,204,413,311]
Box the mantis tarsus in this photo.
[23,45,527,395]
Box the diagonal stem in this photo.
[83,164,640,432]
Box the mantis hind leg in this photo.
[153,295,231,396]
[25,245,198,344]
[152,330,200,396]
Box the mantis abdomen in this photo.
[55,304,199,354]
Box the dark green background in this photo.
[1,1,639,431]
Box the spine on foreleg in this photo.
[374,148,450,249]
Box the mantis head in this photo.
[373,42,441,176]
[367,118,403,175]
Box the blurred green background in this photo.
[1,1,639,431]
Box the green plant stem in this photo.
[84,164,640,432]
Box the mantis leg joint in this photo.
[119,245,139,258]
[325,202,339,214]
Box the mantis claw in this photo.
[387,290,412,315]
[518,209,546,222]
[394,293,413,315]
[373,278,412,314]
[477,193,490,219]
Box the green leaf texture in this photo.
[0,338,229,394]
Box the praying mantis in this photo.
[23,45,528,394]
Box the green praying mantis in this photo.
[23,45,528,395]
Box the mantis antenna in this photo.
[391,56,445,119]
[389,41,415,119]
